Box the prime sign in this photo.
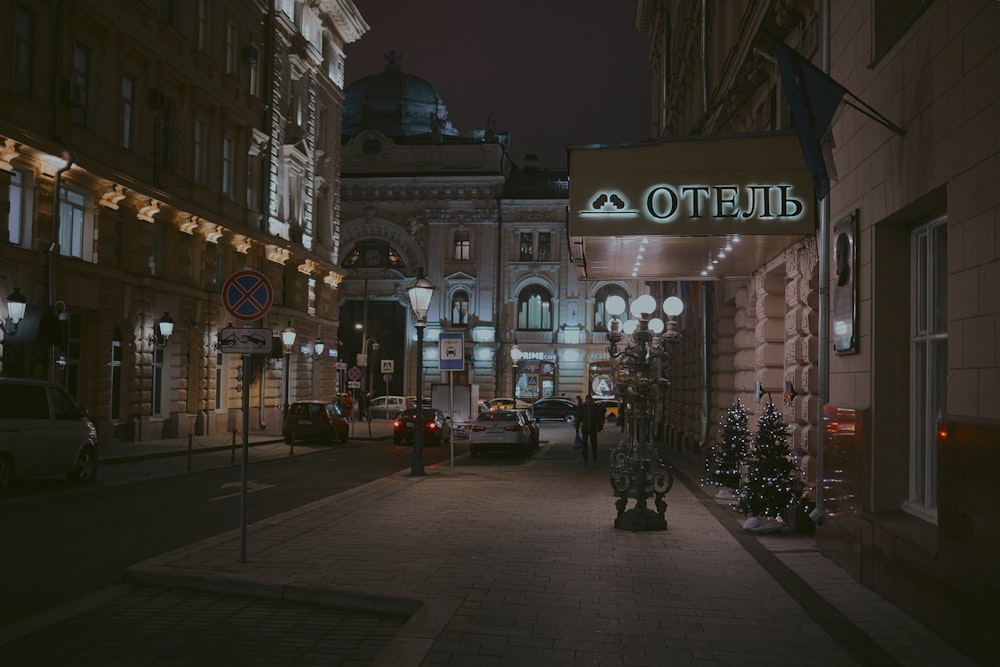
[569,133,816,237]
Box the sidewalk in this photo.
[1,425,979,666]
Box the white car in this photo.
[368,395,407,420]
[469,409,537,457]
[0,378,98,492]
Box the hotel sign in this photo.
[569,133,816,237]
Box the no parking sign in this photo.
[222,269,273,321]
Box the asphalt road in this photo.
[0,438,463,627]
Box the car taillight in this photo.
[471,425,485,431]
[504,425,520,431]
[393,419,402,428]
[427,422,437,430]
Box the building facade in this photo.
[338,59,652,411]
[632,0,998,656]
[1,0,366,442]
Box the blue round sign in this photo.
[222,270,274,321]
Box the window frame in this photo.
[517,285,553,331]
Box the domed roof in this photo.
[343,51,459,139]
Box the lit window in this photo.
[451,291,469,326]
[517,286,552,331]
[594,284,628,332]
[519,232,533,261]
[58,187,91,260]
[454,231,470,260]
[538,233,551,261]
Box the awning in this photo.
[568,133,816,280]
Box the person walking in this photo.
[574,396,584,438]
[579,394,604,464]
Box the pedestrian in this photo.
[361,391,373,422]
[579,394,604,464]
[574,396,584,437]
[343,390,354,422]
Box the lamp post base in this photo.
[614,505,667,531]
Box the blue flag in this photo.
[773,41,846,201]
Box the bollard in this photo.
[187,433,193,471]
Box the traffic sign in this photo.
[218,327,273,355]
[347,366,362,382]
[381,359,394,373]
[439,332,464,371]
[222,269,273,321]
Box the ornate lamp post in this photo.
[510,343,523,399]
[3,288,28,335]
[280,321,296,419]
[605,293,684,531]
[406,268,435,476]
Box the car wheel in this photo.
[564,414,575,424]
[68,446,97,484]
[0,455,11,493]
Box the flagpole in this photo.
[842,97,907,137]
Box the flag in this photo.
[773,41,847,201]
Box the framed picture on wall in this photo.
[832,211,859,355]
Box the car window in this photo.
[0,384,48,419]
[48,386,80,420]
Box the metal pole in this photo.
[411,323,426,476]
[816,0,831,514]
[240,352,250,562]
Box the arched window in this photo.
[594,284,628,332]
[451,290,469,326]
[517,285,552,330]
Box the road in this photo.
[0,437,464,627]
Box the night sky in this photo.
[345,1,652,170]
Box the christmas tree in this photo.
[738,399,800,521]
[704,399,750,492]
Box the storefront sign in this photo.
[569,133,815,237]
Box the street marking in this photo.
[209,480,275,501]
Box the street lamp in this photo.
[605,293,684,531]
[280,321,296,418]
[510,343,523,398]
[3,288,28,335]
[406,267,435,476]
[147,312,174,348]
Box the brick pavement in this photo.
[0,423,979,666]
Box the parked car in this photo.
[513,408,540,448]
[405,396,433,409]
[597,399,620,422]
[393,408,452,446]
[486,397,532,411]
[529,396,577,424]
[282,400,349,444]
[368,395,408,420]
[470,409,537,457]
[0,378,98,492]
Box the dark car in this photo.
[470,409,537,457]
[0,378,98,492]
[529,397,577,424]
[393,408,452,446]
[513,408,540,448]
[282,400,349,444]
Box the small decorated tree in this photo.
[704,399,750,495]
[738,399,801,531]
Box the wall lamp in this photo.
[147,312,174,348]
[3,288,28,335]
[311,340,326,359]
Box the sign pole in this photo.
[239,351,250,563]
[449,370,455,467]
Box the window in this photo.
[154,99,173,173]
[110,328,122,421]
[451,291,469,326]
[222,134,234,197]
[193,117,206,184]
[151,346,165,416]
[517,286,552,330]
[873,0,933,63]
[58,187,89,259]
[70,43,89,126]
[519,232,534,261]
[121,76,135,149]
[150,225,165,276]
[307,277,316,317]
[537,233,551,261]
[213,241,226,288]
[594,284,629,332]
[14,5,33,97]
[908,216,947,522]
[247,150,262,211]
[454,230,470,260]
[225,22,237,75]
[197,0,209,52]
[248,47,260,97]
[6,168,32,248]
